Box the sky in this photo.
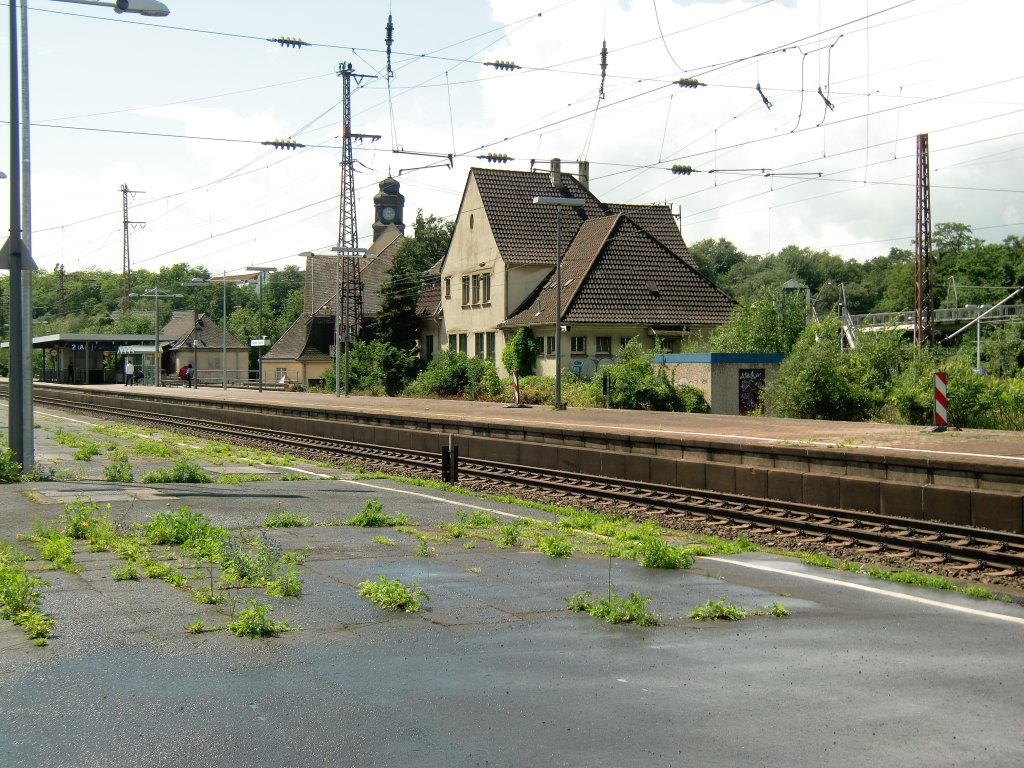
[2,0,1022,285]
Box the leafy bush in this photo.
[587,339,699,412]
[320,340,421,396]
[405,350,505,400]
[143,507,223,548]
[566,589,661,627]
[358,576,428,612]
[345,498,408,527]
[501,327,541,377]
[141,459,212,484]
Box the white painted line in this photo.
[337,477,532,521]
[704,556,1024,626]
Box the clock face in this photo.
[381,206,396,223]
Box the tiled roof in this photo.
[471,168,609,266]
[161,310,246,350]
[606,203,698,269]
[416,277,442,318]
[359,226,406,318]
[503,214,735,328]
[303,226,405,319]
[262,313,334,361]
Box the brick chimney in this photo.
[550,157,561,189]
[577,160,590,190]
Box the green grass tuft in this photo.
[358,576,428,612]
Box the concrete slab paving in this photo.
[2,409,1024,767]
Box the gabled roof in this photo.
[261,313,334,361]
[359,225,406,317]
[606,203,698,269]
[470,168,607,266]
[416,277,442,318]
[503,214,735,328]
[161,310,246,350]
[303,225,406,319]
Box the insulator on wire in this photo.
[485,60,521,71]
[817,86,835,111]
[755,82,773,110]
[385,14,395,79]
[478,153,512,164]
[675,77,704,88]
[670,164,695,175]
[599,40,608,99]
[262,139,304,150]
[268,36,309,49]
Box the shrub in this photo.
[0,541,55,644]
[143,507,222,548]
[501,327,541,377]
[405,350,504,400]
[358,576,428,612]
[590,339,693,412]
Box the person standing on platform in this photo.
[185,363,194,388]
[125,360,134,386]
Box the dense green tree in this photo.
[710,285,806,355]
[688,237,746,282]
[501,328,541,376]
[374,211,454,349]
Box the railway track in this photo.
[30,391,1024,581]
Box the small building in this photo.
[9,333,154,384]
[654,353,784,414]
[161,310,249,386]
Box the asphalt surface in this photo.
[2,408,1024,767]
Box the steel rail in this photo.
[27,391,1024,576]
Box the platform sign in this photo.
[934,371,948,427]
[250,338,268,347]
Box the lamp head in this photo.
[115,0,171,17]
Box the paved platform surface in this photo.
[83,382,1024,467]
[2,409,1023,767]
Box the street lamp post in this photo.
[247,266,276,392]
[129,288,181,385]
[183,274,228,388]
[532,195,585,409]
[3,0,170,471]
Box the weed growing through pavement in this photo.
[373,535,395,546]
[689,598,747,621]
[226,600,294,638]
[72,443,101,461]
[635,537,693,569]
[141,459,212,484]
[263,512,311,528]
[358,576,428,612]
[539,534,573,558]
[566,589,661,627]
[32,523,80,572]
[0,449,23,483]
[496,522,524,548]
[218,474,270,484]
[103,456,134,483]
[111,563,139,581]
[345,498,409,527]
[0,541,55,645]
[767,602,789,617]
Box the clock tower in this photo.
[372,176,405,241]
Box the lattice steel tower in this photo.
[914,133,933,347]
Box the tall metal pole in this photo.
[221,272,227,389]
[914,133,933,348]
[532,194,585,410]
[554,205,564,409]
[7,0,33,470]
[154,291,161,386]
[258,273,263,392]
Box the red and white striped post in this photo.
[934,371,948,429]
